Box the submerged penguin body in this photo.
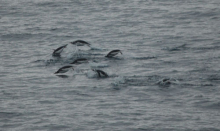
[105,50,122,58]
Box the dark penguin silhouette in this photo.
[105,50,122,58]
[70,40,91,47]
[52,44,68,57]
[56,75,69,78]
[157,78,178,86]
[161,78,171,85]
[92,69,108,78]
[70,58,88,64]
[54,66,74,74]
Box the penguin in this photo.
[70,40,91,47]
[52,44,68,57]
[105,50,122,58]
[54,66,74,74]
[92,69,108,78]
[70,58,88,65]
[157,78,178,86]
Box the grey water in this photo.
[1,0,220,130]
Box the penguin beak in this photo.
[72,67,74,71]
[120,51,122,54]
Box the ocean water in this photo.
[1,0,220,130]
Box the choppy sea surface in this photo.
[1,0,220,130]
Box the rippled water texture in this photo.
[1,0,220,130]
